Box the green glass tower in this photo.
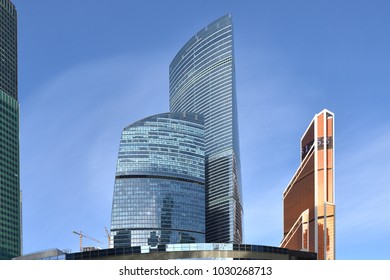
[0,0,21,259]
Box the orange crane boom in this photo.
[72,230,103,252]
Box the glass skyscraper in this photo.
[169,14,243,243]
[0,0,21,260]
[110,112,205,247]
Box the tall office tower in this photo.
[281,109,335,260]
[169,14,243,243]
[0,0,21,260]
[110,112,205,248]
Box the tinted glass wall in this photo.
[0,0,20,260]
[169,15,243,243]
[110,113,205,247]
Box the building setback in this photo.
[281,109,335,260]
[110,112,205,247]
[169,14,243,244]
[0,0,21,260]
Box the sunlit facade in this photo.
[169,14,243,244]
[110,112,205,247]
[281,109,335,260]
[0,0,21,260]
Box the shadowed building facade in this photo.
[169,14,243,244]
[0,0,21,260]
[281,109,335,260]
[110,112,205,247]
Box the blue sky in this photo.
[12,0,390,259]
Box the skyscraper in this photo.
[281,109,335,260]
[169,14,243,243]
[110,112,205,248]
[0,0,21,260]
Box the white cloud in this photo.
[336,126,390,240]
[20,52,171,252]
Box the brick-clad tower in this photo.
[281,109,335,260]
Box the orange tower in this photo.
[281,109,335,260]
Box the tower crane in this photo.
[72,230,103,252]
[104,226,111,248]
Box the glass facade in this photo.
[13,248,67,260]
[0,0,20,260]
[0,0,17,100]
[169,14,243,243]
[110,112,205,247]
[66,243,317,260]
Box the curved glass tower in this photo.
[169,14,243,243]
[110,112,205,247]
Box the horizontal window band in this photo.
[115,174,204,186]
[112,227,205,235]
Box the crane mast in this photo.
[72,231,103,252]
